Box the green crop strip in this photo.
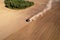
[4,0,34,9]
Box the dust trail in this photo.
[26,0,53,22]
[29,0,53,22]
